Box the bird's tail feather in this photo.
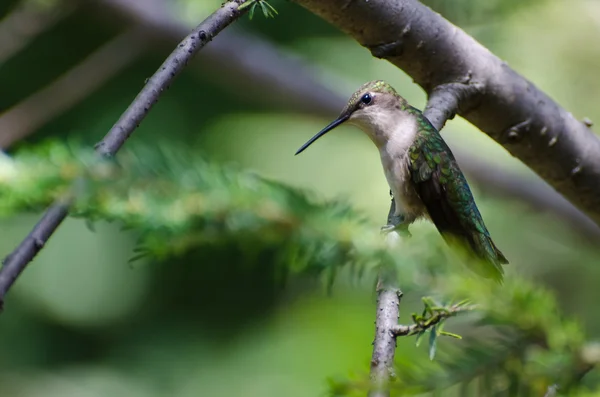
[467,232,508,283]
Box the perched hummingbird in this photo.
[295,80,508,282]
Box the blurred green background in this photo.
[1,0,600,395]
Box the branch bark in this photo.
[291,0,600,226]
[369,272,402,397]
[0,0,250,310]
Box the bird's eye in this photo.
[360,93,372,105]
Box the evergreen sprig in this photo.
[239,0,278,19]
[0,142,442,283]
[3,142,598,396]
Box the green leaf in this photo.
[439,331,462,340]
[262,0,278,16]
[429,325,438,360]
[259,1,269,17]
[238,0,254,11]
[416,330,426,347]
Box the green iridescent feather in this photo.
[407,107,508,282]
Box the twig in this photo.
[391,303,472,336]
[0,0,250,310]
[369,274,402,397]
[0,27,149,148]
[291,0,600,227]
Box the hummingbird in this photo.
[295,80,508,282]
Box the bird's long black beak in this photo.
[295,114,349,155]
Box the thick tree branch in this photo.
[291,0,600,226]
[0,0,250,310]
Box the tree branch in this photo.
[0,0,250,310]
[369,274,402,397]
[291,0,600,226]
[391,303,472,337]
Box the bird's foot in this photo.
[380,218,412,238]
[380,224,397,235]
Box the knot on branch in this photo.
[424,81,484,130]
[502,118,531,144]
[368,40,404,59]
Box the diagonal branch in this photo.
[291,0,600,227]
[0,0,250,310]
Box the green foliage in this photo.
[239,0,278,20]
[2,142,599,396]
[0,141,433,282]
[328,277,600,396]
[405,298,472,360]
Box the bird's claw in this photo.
[380,223,412,237]
[380,224,397,235]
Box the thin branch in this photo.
[0,27,149,148]
[391,303,472,337]
[0,0,75,65]
[292,0,600,227]
[369,275,402,397]
[0,0,250,310]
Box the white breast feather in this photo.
[377,117,424,220]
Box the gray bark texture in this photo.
[291,0,600,226]
[369,280,402,397]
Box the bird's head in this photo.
[295,80,411,155]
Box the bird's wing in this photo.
[408,120,506,281]
[408,129,487,239]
